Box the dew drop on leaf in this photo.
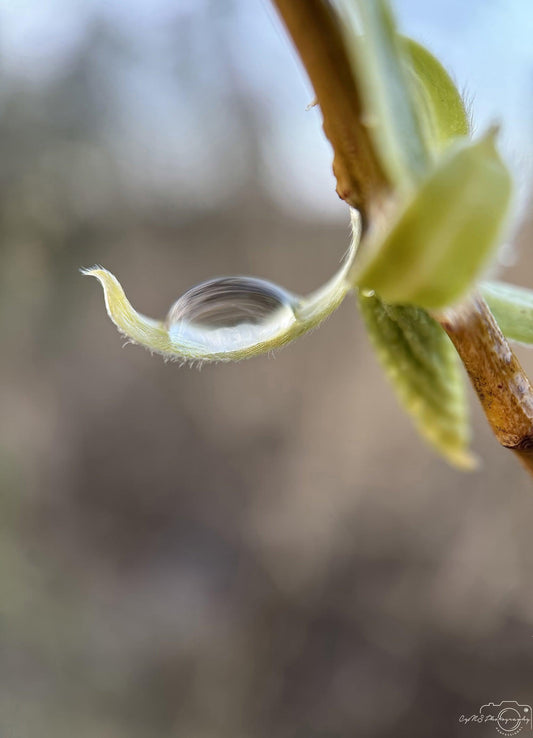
[83,214,360,361]
[165,276,299,353]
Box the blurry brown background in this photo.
[1,1,533,737]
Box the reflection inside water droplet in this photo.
[166,276,299,352]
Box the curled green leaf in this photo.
[358,292,475,469]
[82,217,360,363]
[402,37,470,151]
[352,129,513,310]
[481,281,533,344]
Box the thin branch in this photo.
[438,294,533,474]
[271,0,389,224]
[272,0,533,475]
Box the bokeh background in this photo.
[1,1,533,736]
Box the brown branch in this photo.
[438,294,533,474]
[271,0,389,223]
[272,0,533,476]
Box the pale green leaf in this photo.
[334,0,429,190]
[358,292,475,468]
[481,281,533,344]
[402,37,470,151]
[352,130,513,309]
[82,216,361,363]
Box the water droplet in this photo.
[166,276,298,353]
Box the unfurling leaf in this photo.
[481,281,533,345]
[82,217,360,363]
[352,130,513,309]
[358,292,475,469]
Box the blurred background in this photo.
[1,1,533,736]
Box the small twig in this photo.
[272,0,533,476]
[438,293,533,474]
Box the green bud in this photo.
[353,129,512,310]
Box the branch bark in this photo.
[438,294,533,474]
[272,0,533,476]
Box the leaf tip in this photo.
[80,264,112,282]
[444,447,479,472]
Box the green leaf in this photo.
[402,37,470,151]
[334,0,429,190]
[481,281,533,344]
[352,129,513,309]
[335,5,469,183]
[81,216,361,363]
[358,292,475,469]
